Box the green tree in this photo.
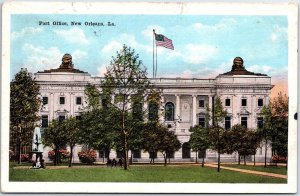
[209,96,227,172]
[62,116,82,167]
[80,107,118,161]
[102,45,150,170]
[189,125,210,167]
[84,84,101,110]
[141,122,180,166]
[43,119,67,165]
[259,105,273,168]
[159,128,181,166]
[10,68,41,164]
[270,93,288,158]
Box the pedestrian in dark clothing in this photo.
[40,159,46,169]
[112,158,117,167]
[107,159,112,167]
[118,158,123,167]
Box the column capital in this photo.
[192,94,197,98]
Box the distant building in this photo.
[35,54,273,163]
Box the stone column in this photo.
[111,94,115,104]
[70,92,74,116]
[192,95,197,126]
[143,97,148,122]
[159,96,165,122]
[208,95,213,125]
[266,96,270,106]
[175,94,181,130]
[127,95,131,110]
[50,93,54,121]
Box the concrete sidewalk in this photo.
[205,163,287,179]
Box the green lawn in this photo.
[222,164,287,175]
[10,164,286,183]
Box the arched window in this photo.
[165,102,174,121]
[148,101,158,121]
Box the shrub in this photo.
[78,149,97,164]
[271,155,287,163]
[21,154,30,162]
[48,149,70,162]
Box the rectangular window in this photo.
[199,100,205,108]
[257,117,264,129]
[132,150,141,158]
[199,117,205,127]
[258,99,263,107]
[225,99,231,107]
[58,115,65,122]
[241,99,247,107]
[149,152,157,159]
[102,98,107,108]
[41,115,48,128]
[241,117,248,128]
[42,97,48,105]
[59,97,65,105]
[76,97,82,105]
[166,151,174,158]
[225,116,231,130]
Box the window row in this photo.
[197,116,264,129]
[42,96,82,105]
[40,115,81,128]
[223,98,264,107]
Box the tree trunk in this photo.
[264,140,267,168]
[102,150,105,163]
[202,156,205,167]
[238,153,240,165]
[253,154,256,166]
[217,147,220,172]
[163,153,167,166]
[17,139,22,164]
[54,148,59,166]
[243,154,246,165]
[196,150,198,164]
[68,145,74,167]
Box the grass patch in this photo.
[10,164,286,183]
[222,164,287,175]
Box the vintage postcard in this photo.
[1,1,298,193]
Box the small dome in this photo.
[59,53,73,69]
[62,53,72,62]
[233,57,243,67]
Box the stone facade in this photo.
[35,55,273,163]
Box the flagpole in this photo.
[153,29,155,78]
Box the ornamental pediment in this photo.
[239,109,251,115]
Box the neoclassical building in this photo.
[35,54,273,163]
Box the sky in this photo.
[10,14,288,96]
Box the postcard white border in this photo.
[1,1,298,193]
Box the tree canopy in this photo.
[10,68,41,163]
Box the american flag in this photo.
[155,33,174,50]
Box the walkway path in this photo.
[205,163,287,179]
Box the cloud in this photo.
[53,27,89,44]
[182,44,218,65]
[101,33,152,56]
[11,27,43,40]
[101,40,123,55]
[247,65,275,74]
[72,49,87,61]
[21,44,62,73]
[142,25,165,40]
[97,65,108,77]
[270,24,287,42]
[192,18,237,32]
